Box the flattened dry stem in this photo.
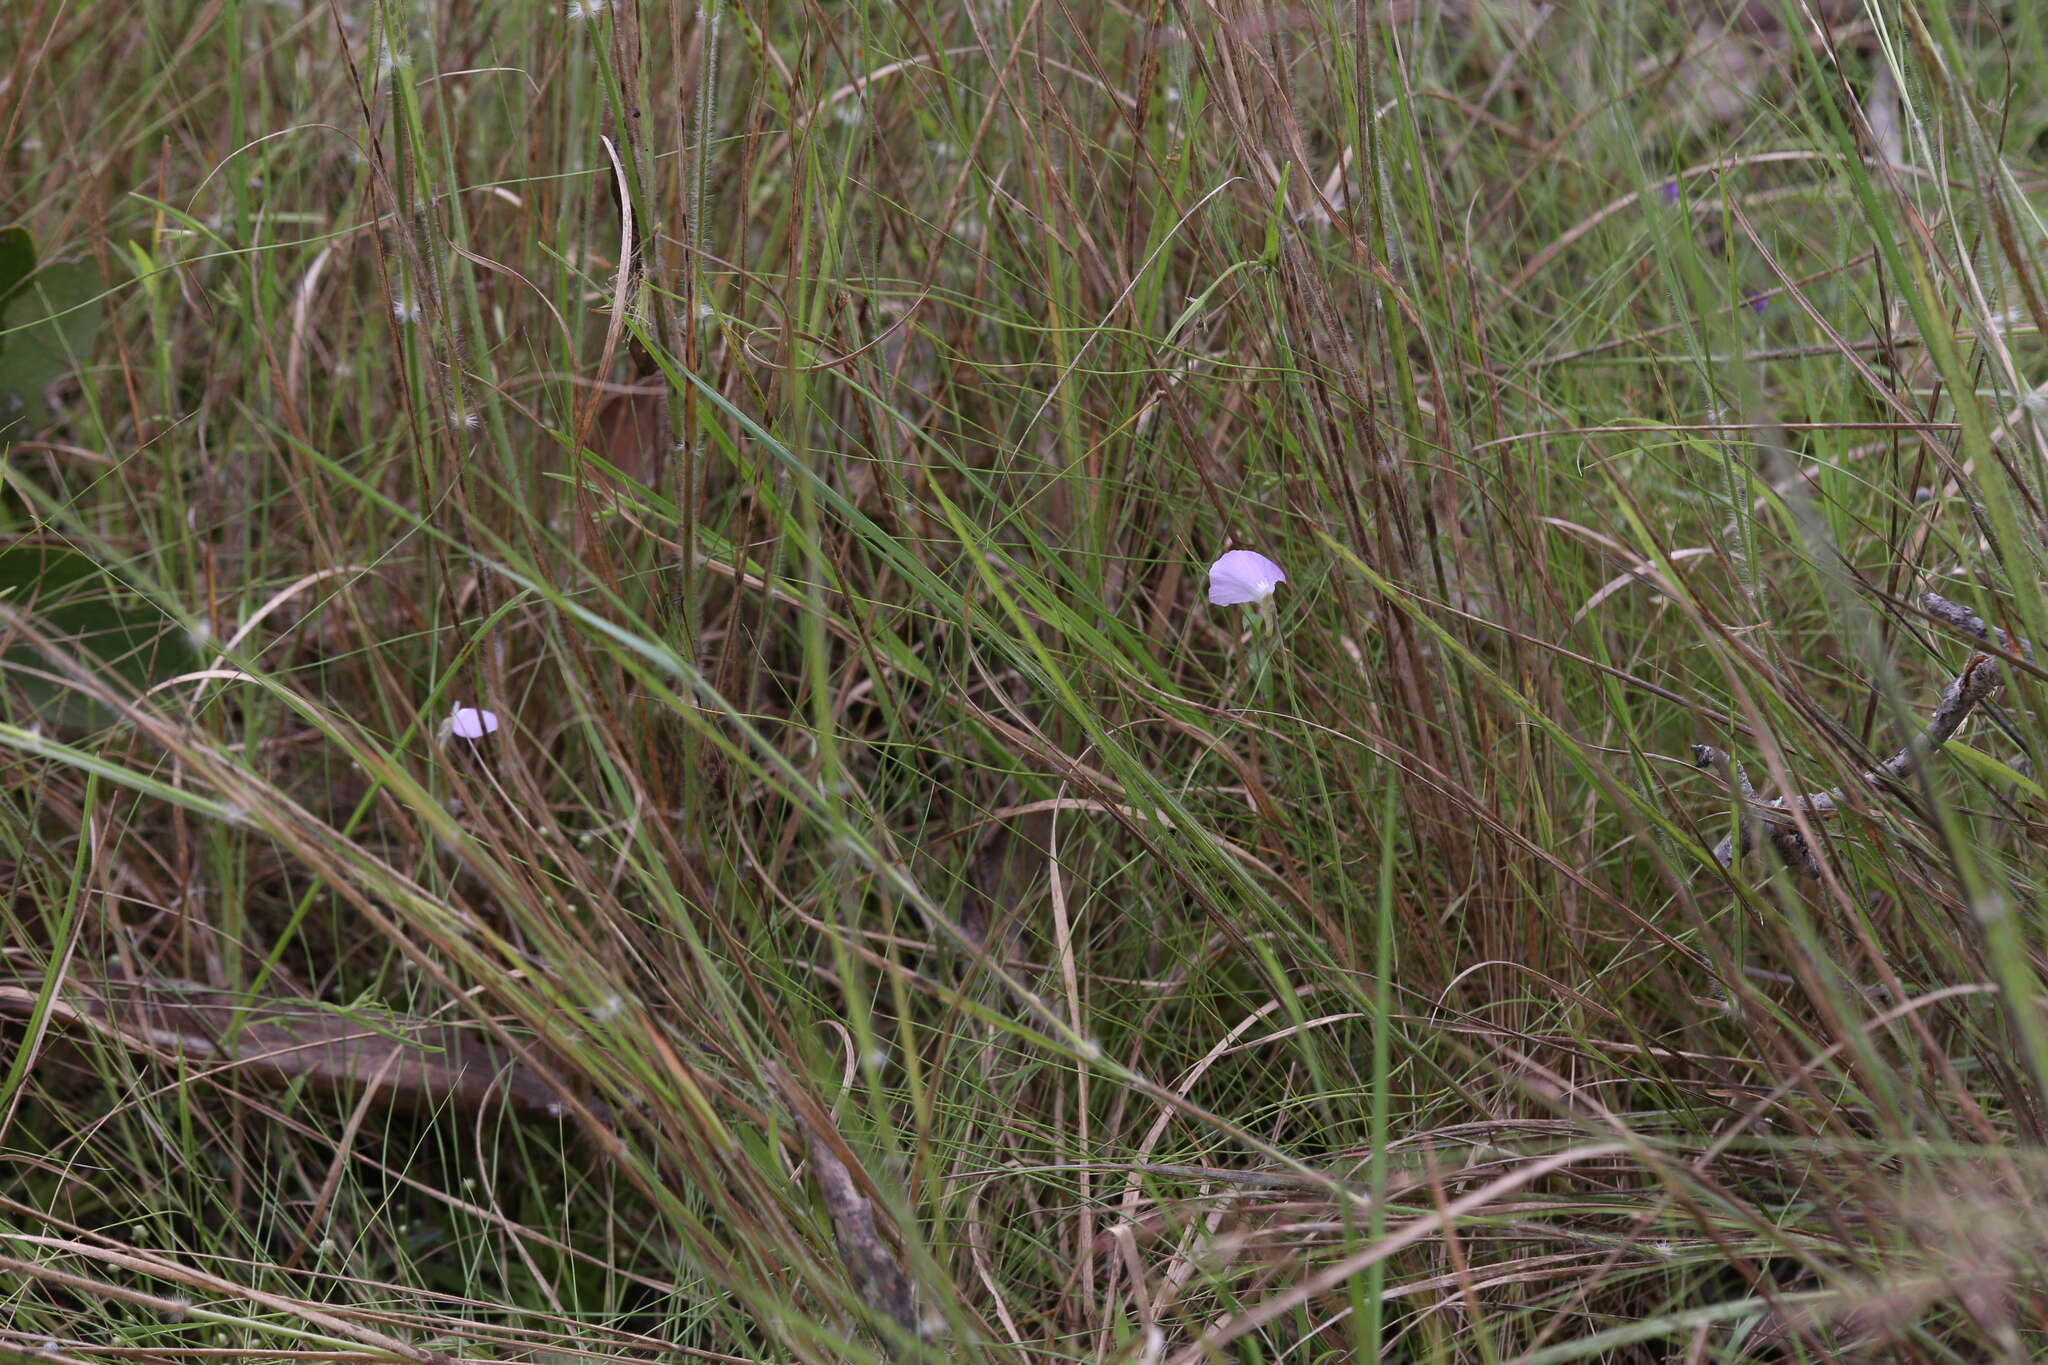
[1692,592,2035,876]
[806,1129,920,1337]
[768,1064,921,1340]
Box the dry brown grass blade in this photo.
[1164,1143,1632,1365]
[0,1242,448,1365]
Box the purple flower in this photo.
[447,705,500,740]
[1662,178,1681,205]
[1746,290,1770,314]
[1208,550,1287,605]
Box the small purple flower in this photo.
[1662,178,1681,205]
[1208,550,1287,606]
[447,705,500,741]
[1746,290,1770,315]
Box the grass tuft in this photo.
[4,0,2048,1359]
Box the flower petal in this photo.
[450,705,500,740]
[1208,550,1287,605]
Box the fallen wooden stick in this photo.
[0,979,597,1123]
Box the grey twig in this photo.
[1921,592,2038,779]
[767,1064,921,1341]
[1692,592,2033,876]
[1921,592,2036,664]
[806,1130,920,1337]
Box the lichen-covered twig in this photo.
[1692,592,2034,876]
[1922,592,2039,780]
[1688,743,1825,876]
[1921,592,2037,664]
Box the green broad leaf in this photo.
[0,226,35,305]
[0,259,105,434]
[0,544,198,731]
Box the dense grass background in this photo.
[4,0,2047,1358]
